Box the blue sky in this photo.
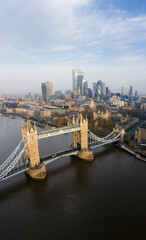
[0,0,146,94]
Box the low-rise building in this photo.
[45,106,65,115]
[82,99,95,109]
[135,127,146,144]
[34,109,51,119]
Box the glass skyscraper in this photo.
[41,81,53,102]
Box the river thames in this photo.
[0,116,146,240]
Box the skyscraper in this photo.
[93,82,97,97]
[95,80,106,99]
[135,90,139,98]
[41,81,53,102]
[121,86,129,96]
[83,81,88,96]
[129,86,133,96]
[72,69,84,92]
[77,74,84,95]
[102,82,106,97]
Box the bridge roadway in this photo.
[0,148,80,181]
[37,125,81,139]
[40,137,121,165]
[40,147,79,165]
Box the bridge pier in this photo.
[77,149,93,161]
[22,118,46,181]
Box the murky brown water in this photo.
[0,116,146,240]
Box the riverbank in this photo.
[115,143,146,162]
[0,111,49,129]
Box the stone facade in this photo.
[93,110,110,120]
[72,113,93,161]
[22,119,46,180]
[135,127,146,144]
[80,117,88,150]
[22,119,40,167]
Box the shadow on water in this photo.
[0,156,92,201]
[0,144,119,201]
[92,144,115,158]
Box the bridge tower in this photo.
[22,118,46,180]
[113,127,125,142]
[73,113,93,161]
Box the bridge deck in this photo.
[40,147,79,165]
[37,125,81,139]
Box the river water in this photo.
[0,116,146,240]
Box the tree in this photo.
[124,133,131,144]
[96,105,106,112]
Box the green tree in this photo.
[124,133,131,144]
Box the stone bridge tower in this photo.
[22,118,46,180]
[113,127,125,142]
[72,113,93,161]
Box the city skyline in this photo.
[0,0,146,94]
[0,70,142,97]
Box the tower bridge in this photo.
[0,114,124,182]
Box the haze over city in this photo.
[0,0,146,94]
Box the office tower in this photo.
[129,86,133,96]
[77,74,84,95]
[83,81,88,96]
[93,82,97,92]
[121,86,129,96]
[41,81,53,102]
[106,87,109,94]
[102,82,106,97]
[93,82,97,96]
[88,88,92,98]
[135,90,139,98]
[41,83,47,102]
[95,80,106,99]
[72,69,84,92]
[96,80,103,99]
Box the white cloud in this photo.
[120,54,144,63]
[0,0,146,93]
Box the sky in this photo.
[0,0,146,94]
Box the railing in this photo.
[0,143,28,180]
[88,130,121,143]
[0,139,23,173]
